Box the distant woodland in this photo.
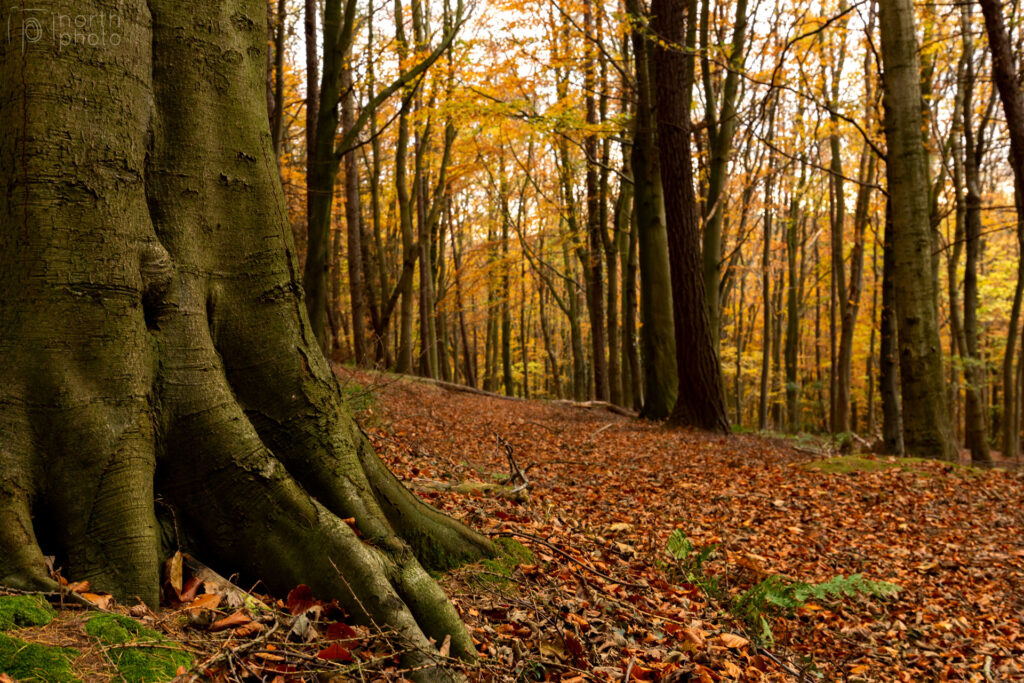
[274,0,1024,462]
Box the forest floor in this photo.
[2,368,1023,682]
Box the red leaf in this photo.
[325,622,359,641]
[286,584,316,615]
[180,576,202,603]
[316,643,354,662]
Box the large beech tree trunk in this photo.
[877,0,957,460]
[0,1,491,678]
[650,0,730,433]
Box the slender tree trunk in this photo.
[342,64,368,366]
[699,0,748,348]
[828,3,851,433]
[785,164,806,434]
[583,0,609,401]
[627,0,678,417]
[270,0,287,159]
[758,100,777,430]
[624,198,642,410]
[959,6,992,462]
[979,0,1024,460]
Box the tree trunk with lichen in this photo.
[0,1,492,678]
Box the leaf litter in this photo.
[1,368,1021,682]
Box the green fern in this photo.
[666,529,693,562]
[665,529,900,649]
[792,573,900,602]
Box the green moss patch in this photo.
[85,614,191,683]
[0,595,56,631]
[0,633,80,682]
[474,538,535,587]
[802,455,980,476]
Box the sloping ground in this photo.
[351,369,1024,681]
[3,370,1022,682]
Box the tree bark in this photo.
[627,0,678,418]
[758,98,777,431]
[880,202,905,455]
[958,5,992,463]
[650,0,730,432]
[699,0,748,349]
[0,2,491,678]
[877,0,957,459]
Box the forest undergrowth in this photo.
[2,368,1022,682]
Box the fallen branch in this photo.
[489,531,649,590]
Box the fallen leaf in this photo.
[81,592,113,610]
[286,584,316,615]
[166,551,183,595]
[718,633,749,649]
[233,621,264,637]
[325,622,358,641]
[210,611,251,632]
[186,592,222,613]
[317,643,354,662]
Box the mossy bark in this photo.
[0,0,491,677]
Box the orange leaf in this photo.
[186,593,222,613]
[210,611,251,632]
[81,593,113,610]
[718,633,749,649]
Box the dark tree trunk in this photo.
[583,0,609,402]
[270,0,287,158]
[880,202,905,455]
[785,163,806,434]
[0,2,490,679]
[650,0,730,433]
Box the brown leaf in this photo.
[166,551,183,596]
